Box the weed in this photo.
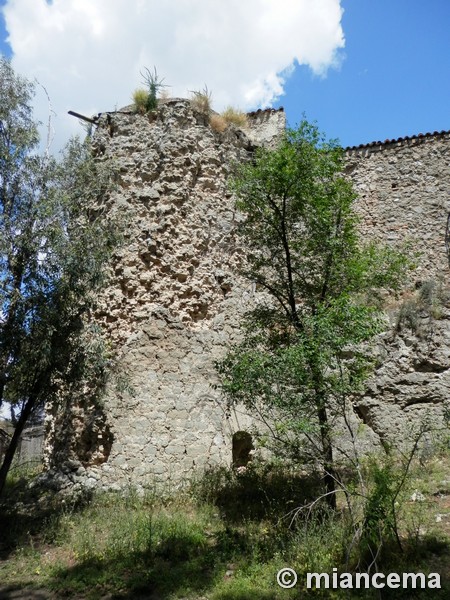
[210,113,227,133]
[131,66,168,114]
[358,457,403,565]
[221,106,248,128]
[132,88,149,114]
[190,85,212,115]
[209,107,248,133]
[396,280,449,335]
[1,454,450,599]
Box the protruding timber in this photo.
[68,110,98,124]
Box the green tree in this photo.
[0,58,118,496]
[217,121,408,508]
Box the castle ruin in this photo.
[45,99,450,492]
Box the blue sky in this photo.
[0,0,449,149]
[0,2,8,56]
[279,0,450,146]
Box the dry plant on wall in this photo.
[209,113,227,133]
[221,106,248,128]
[395,279,448,337]
[210,106,248,133]
[190,85,212,115]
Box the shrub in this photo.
[396,280,448,335]
[209,113,227,133]
[221,106,248,128]
[140,66,167,112]
[359,457,402,564]
[190,85,212,115]
[132,88,150,114]
[132,67,168,114]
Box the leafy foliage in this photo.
[0,58,119,495]
[217,121,410,505]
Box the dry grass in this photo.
[209,107,248,133]
[209,113,227,133]
[221,106,248,128]
[190,86,212,115]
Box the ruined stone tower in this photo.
[45,99,450,492]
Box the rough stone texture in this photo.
[347,132,450,279]
[45,100,264,490]
[44,101,450,490]
[341,305,450,455]
[347,133,450,448]
[246,107,286,149]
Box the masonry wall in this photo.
[44,104,450,492]
[0,422,44,467]
[45,100,280,491]
[348,132,450,278]
[346,133,450,447]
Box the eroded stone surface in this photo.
[347,134,450,448]
[45,100,262,489]
[44,102,450,490]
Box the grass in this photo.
[209,107,248,133]
[188,87,248,133]
[210,113,228,133]
[1,455,450,599]
[132,88,150,114]
[221,107,248,128]
[190,86,212,115]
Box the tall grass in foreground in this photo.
[1,456,449,599]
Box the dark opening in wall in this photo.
[232,431,254,467]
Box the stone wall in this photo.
[0,422,44,467]
[44,102,450,491]
[347,132,450,448]
[246,107,286,149]
[348,131,450,279]
[45,99,277,490]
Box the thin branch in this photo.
[35,80,56,159]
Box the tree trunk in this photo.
[0,396,35,498]
[308,359,337,510]
[317,404,337,510]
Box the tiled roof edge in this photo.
[247,107,284,117]
[345,129,450,153]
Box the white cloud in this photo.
[2,0,345,152]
